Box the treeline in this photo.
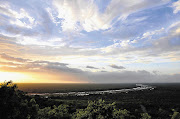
[0,81,180,119]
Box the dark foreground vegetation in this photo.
[0,81,180,119]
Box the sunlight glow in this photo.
[0,71,88,83]
[0,72,35,83]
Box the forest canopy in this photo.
[0,81,180,119]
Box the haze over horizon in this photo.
[0,0,180,83]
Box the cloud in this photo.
[172,0,180,14]
[1,19,178,66]
[13,19,180,65]
[109,64,125,69]
[0,53,29,62]
[0,53,88,83]
[100,71,107,72]
[0,61,20,66]
[0,0,179,82]
[53,0,170,32]
[141,28,165,40]
[101,21,180,58]
[0,34,28,56]
[0,0,176,61]
[33,60,68,67]
[53,0,102,32]
[87,70,180,83]
[0,3,35,29]
[86,66,99,69]
[0,53,180,83]
[0,0,60,42]
[0,34,17,44]
[0,53,83,74]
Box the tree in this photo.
[37,104,70,119]
[140,113,151,119]
[73,99,130,119]
[171,109,180,119]
[28,98,39,119]
[0,81,28,118]
[113,109,130,119]
[0,81,39,119]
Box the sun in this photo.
[0,72,34,83]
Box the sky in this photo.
[0,0,180,83]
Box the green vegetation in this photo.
[0,81,39,119]
[37,104,70,119]
[0,81,180,119]
[72,99,130,119]
[171,109,180,119]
